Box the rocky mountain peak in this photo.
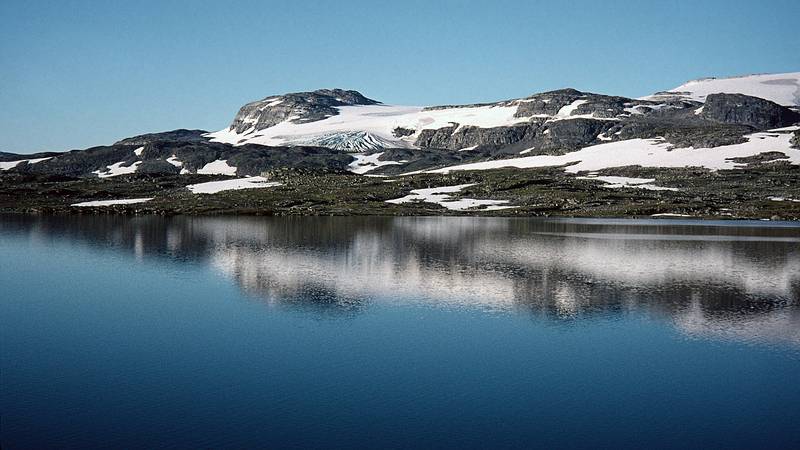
[306,89,380,106]
[228,89,379,134]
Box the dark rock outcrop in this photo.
[415,123,540,150]
[0,151,60,162]
[700,93,800,130]
[413,118,614,154]
[513,89,584,117]
[614,120,751,148]
[392,127,415,138]
[114,129,209,146]
[534,119,616,153]
[137,160,181,175]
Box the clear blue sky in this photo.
[1,0,798,154]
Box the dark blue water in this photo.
[2,215,799,449]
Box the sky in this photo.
[1,0,798,154]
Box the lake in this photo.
[1,214,799,449]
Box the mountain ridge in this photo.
[1,72,799,189]
[207,72,799,153]
[2,69,799,219]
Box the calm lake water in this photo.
[1,214,799,449]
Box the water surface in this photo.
[2,215,799,448]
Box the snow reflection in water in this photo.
[3,215,799,346]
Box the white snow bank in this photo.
[166,155,190,174]
[133,146,144,156]
[642,72,800,106]
[0,157,52,170]
[348,152,403,174]
[71,197,153,207]
[197,159,237,175]
[578,175,679,191]
[207,102,537,150]
[412,131,799,175]
[166,155,183,167]
[186,176,282,194]
[769,125,800,132]
[555,99,588,118]
[93,161,141,178]
[386,184,514,211]
[769,196,800,203]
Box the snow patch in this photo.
[93,161,141,178]
[769,196,800,203]
[555,99,588,118]
[133,146,144,156]
[0,157,52,170]
[166,155,183,167]
[577,175,679,191]
[197,160,237,175]
[186,176,282,194]
[386,184,515,211]
[596,133,612,141]
[71,197,153,207]
[348,152,403,174]
[642,72,800,106]
[769,125,800,132]
[411,132,799,175]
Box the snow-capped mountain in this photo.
[2,72,799,180]
[208,73,800,153]
[207,88,659,151]
[2,71,800,219]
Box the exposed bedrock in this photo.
[413,118,615,154]
[114,129,209,146]
[414,123,540,150]
[700,93,800,130]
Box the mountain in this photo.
[206,73,800,154]
[207,88,671,152]
[1,72,799,219]
[2,72,799,179]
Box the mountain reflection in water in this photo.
[3,215,798,346]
